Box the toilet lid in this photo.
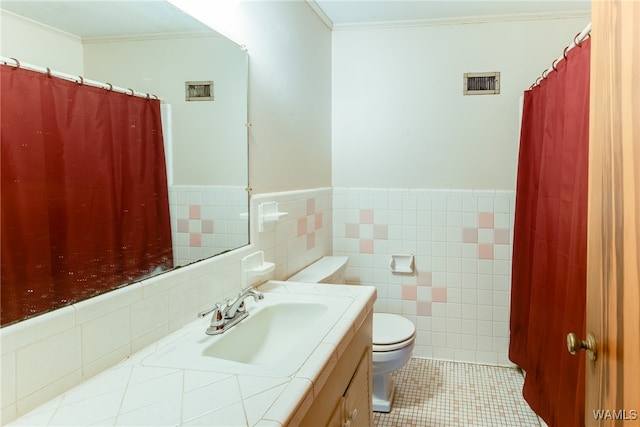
[373,313,416,345]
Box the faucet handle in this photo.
[198,303,221,318]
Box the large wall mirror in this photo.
[0,0,249,326]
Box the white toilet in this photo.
[288,256,416,412]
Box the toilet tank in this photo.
[288,256,349,284]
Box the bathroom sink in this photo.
[203,302,327,364]
[143,290,354,377]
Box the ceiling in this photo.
[314,0,590,27]
[0,0,213,39]
[0,0,591,39]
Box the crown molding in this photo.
[305,0,334,31]
[1,9,81,42]
[331,9,590,31]
[81,31,219,45]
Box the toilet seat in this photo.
[372,313,416,352]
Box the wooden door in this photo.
[586,0,640,425]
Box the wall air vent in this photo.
[185,81,214,101]
[463,72,500,95]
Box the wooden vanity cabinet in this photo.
[299,311,373,427]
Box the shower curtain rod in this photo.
[529,22,591,89]
[0,56,163,101]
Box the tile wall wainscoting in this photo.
[0,188,333,425]
[169,185,249,266]
[333,188,516,366]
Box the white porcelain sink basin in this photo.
[143,290,354,377]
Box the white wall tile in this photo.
[81,306,130,365]
[0,306,76,353]
[332,187,516,365]
[74,284,142,325]
[15,372,80,419]
[476,351,498,365]
[130,292,169,341]
[1,351,16,407]
[16,327,81,399]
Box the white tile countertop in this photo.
[7,281,376,427]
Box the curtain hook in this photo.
[542,68,549,79]
[9,57,20,68]
[127,88,134,96]
[46,67,52,78]
[574,32,583,47]
[552,58,559,72]
[77,75,84,85]
[106,83,113,91]
[563,46,570,60]
[535,76,542,86]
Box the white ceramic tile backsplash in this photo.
[169,185,249,266]
[333,187,516,367]
[0,188,333,425]
[80,306,130,365]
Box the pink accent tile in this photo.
[297,218,307,237]
[201,219,214,234]
[402,285,417,301]
[417,271,432,286]
[462,228,478,243]
[432,287,447,303]
[177,219,189,233]
[374,224,388,240]
[359,239,374,254]
[189,233,201,247]
[314,213,323,230]
[360,209,374,224]
[345,223,360,238]
[417,301,432,316]
[494,228,511,245]
[189,205,201,220]
[478,243,494,259]
[478,212,494,228]
[307,198,315,215]
[306,232,315,250]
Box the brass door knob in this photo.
[567,332,597,361]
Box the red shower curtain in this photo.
[1,65,173,325]
[509,38,590,426]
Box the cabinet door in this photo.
[326,397,345,427]
[343,351,371,427]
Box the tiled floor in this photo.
[373,358,541,427]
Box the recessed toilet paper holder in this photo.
[390,254,414,274]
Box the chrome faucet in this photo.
[198,287,264,335]
[223,287,264,320]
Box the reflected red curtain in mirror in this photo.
[1,65,173,325]
[509,38,590,426]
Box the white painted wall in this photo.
[243,1,332,194]
[173,0,333,193]
[331,16,590,190]
[0,10,84,75]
